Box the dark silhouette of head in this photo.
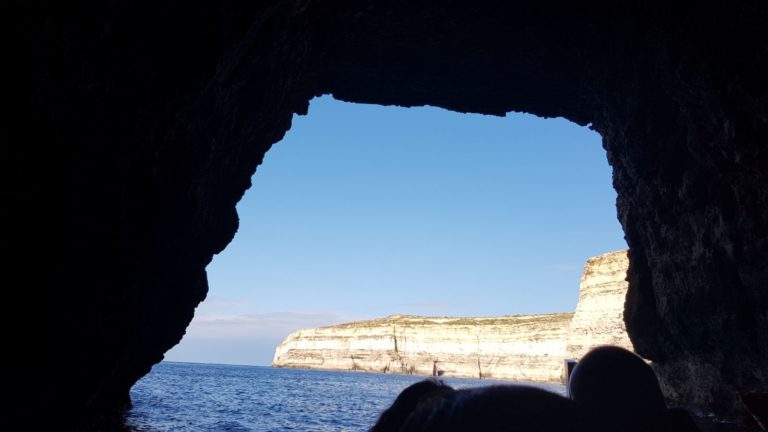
[568,345,699,432]
[371,346,702,432]
[370,380,597,432]
[400,385,593,432]
[569,346,664,415]
[369,379,454,432]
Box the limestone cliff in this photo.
[274,313,573,382]
[274,249,635,383]
[565,250,634,359]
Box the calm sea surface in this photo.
[126,362,565,432]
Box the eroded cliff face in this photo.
[274,250,635,383]
[5,1,768,428]
[274,313,573,383]
[566,250,634,359]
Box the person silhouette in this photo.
[568,345,699,432]
[369,345,701,432]
[370,379,597,432]
[369,379,453,432]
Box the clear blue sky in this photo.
[165,95,627,365]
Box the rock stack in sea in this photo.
[273,249,633,383]
[565,250,634,359]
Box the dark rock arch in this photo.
[4,1,767,429]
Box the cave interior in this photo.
[4,1,767,430]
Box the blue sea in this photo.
[126,362,566,431]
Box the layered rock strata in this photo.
[274,313,574,383]
[275,250,635,383]
[565,250,634,359]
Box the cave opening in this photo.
[7,3,768,430]
[130,95,628,429]
[167,95,625,365]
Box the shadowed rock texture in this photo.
[3,1,767,429]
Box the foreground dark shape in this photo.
[568,346,700,432]
[372,384,590,432]
[371,346,700,432]
[742,393,768,431]
[4,1,768,429]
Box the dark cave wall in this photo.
[315,1,768,416]
[593,4,768,413]
[4,1,320,427]
[3,1,767,429]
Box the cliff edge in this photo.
[566,249,634,359]
[273,250,632,383]
[273,313,573,382]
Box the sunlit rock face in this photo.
[274,313,574,383]
[274,250,635,383]
[566,250,634,359]
[5,1,767,428]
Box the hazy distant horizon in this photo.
[164,96,627,366]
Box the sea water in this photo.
[126,362,565,431]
